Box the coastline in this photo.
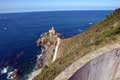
[27,68,42,80]
[0,9,117,80]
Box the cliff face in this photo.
[34,9,120,80]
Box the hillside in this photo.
[33,8,120,80]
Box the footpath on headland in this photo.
[52,37,61,62]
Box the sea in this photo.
[0,10,113,80]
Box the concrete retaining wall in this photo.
[55,44,120,80]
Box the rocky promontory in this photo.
[36,27,61,69]
[27,27,61,80]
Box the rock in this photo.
[7,69,18,80]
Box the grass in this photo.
[104,25,120,37]
[33,8,120,80]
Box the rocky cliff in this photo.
[33,8,120,80]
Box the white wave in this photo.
[1,67,9,74]
[78,29,83,32]
[37,54,42,59]
[3,27,8,31]
[89,22,93,25]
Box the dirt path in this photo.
[52,38,61,62]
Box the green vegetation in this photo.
[43,33,49,43]
[104,24,120,37]
[34,8,120,80]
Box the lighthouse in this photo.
[49,26,56,37]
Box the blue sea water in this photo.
[0,10,113,79]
